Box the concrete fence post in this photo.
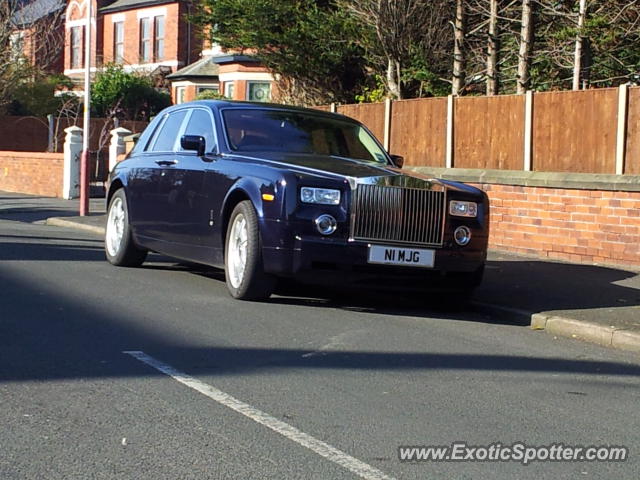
[615,84,629,175]
[446,95,455,168]
[109,127,132,172]
[63,126,83,199]
[383,97,392,151]
[47,114,54,152]
[523,90,534,171]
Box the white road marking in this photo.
[124,350,395,480]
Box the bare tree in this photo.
[486,0,499,95]
[522,0,640,91]
[572,0,587,90]
[51,96,81,152]
[23,4,66,74]
[0,0,65,112]
[452,0,466,95]
[342,0,451,99]
[0,1,22,111]
[517,0,534,93]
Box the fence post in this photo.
[47,115,54,152]
[383,97,392,151]
[330,103,337,113]
[109,127,132,173]
[523,90,534,171]
[616,84,629,175]
[62,126,83,199]
[446,95,454,168]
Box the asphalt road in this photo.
[1,213,639,479]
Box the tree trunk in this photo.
[572,0,587,90]
[386,58,402,99]
[452,0,465,96]
[517,0,534,94]
[486,0,499,96]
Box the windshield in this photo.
[222,108,389,164]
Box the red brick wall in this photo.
[0,152,64,197]
[478,184,640,267]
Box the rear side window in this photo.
[148,110,187,152]
[182,109,216,153]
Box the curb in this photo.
[474,301,640,354]
[531,313,640,354]
[45,217,105,235]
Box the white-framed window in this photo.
[224,82,235,99]
[197,85,220,95]
[10,32,25,59]
[154,15,165,61]
[70,26,83,68]
[139,17,151,63]
[247,81,271,102]
[114,21,124,63]
[176,86,186,104]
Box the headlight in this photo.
[449,200,478,218]
[300,187,341,205]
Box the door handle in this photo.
[155,160,178,166]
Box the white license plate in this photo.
[367,245,435,268]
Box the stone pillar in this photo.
[124,133,141,156]
[109,127,132,172]
[63,126,83,199]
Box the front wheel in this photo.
[225,201,275,300]
[105,189,147,267]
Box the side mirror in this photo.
[390,154,404,169]
[181,135,206,157]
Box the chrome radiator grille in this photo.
[350,184,446,246]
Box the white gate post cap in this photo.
[64,126,83,141]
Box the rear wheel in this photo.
[105,189,147,267]
[225,201,276,300]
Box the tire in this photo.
[105,189,148,267]
[224,200,275,300]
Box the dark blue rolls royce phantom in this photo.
[105,100,489,300]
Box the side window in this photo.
[182,109,216,153]
[148,111,187,152]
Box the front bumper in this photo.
[261,231,487,291]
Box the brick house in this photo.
[167,47,277,104]
[10,0,66,75]
[63,0,200,88]
[61,0,275,101]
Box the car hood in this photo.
[229,152,485,195]
[229,152,464,191]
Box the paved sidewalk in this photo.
[2,191,639,354]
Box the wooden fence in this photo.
[330,86,640,175]
[0,116,148,153]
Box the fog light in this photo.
[315,214,337,235]
[454,226,472,246]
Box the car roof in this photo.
[167,100,354,122]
